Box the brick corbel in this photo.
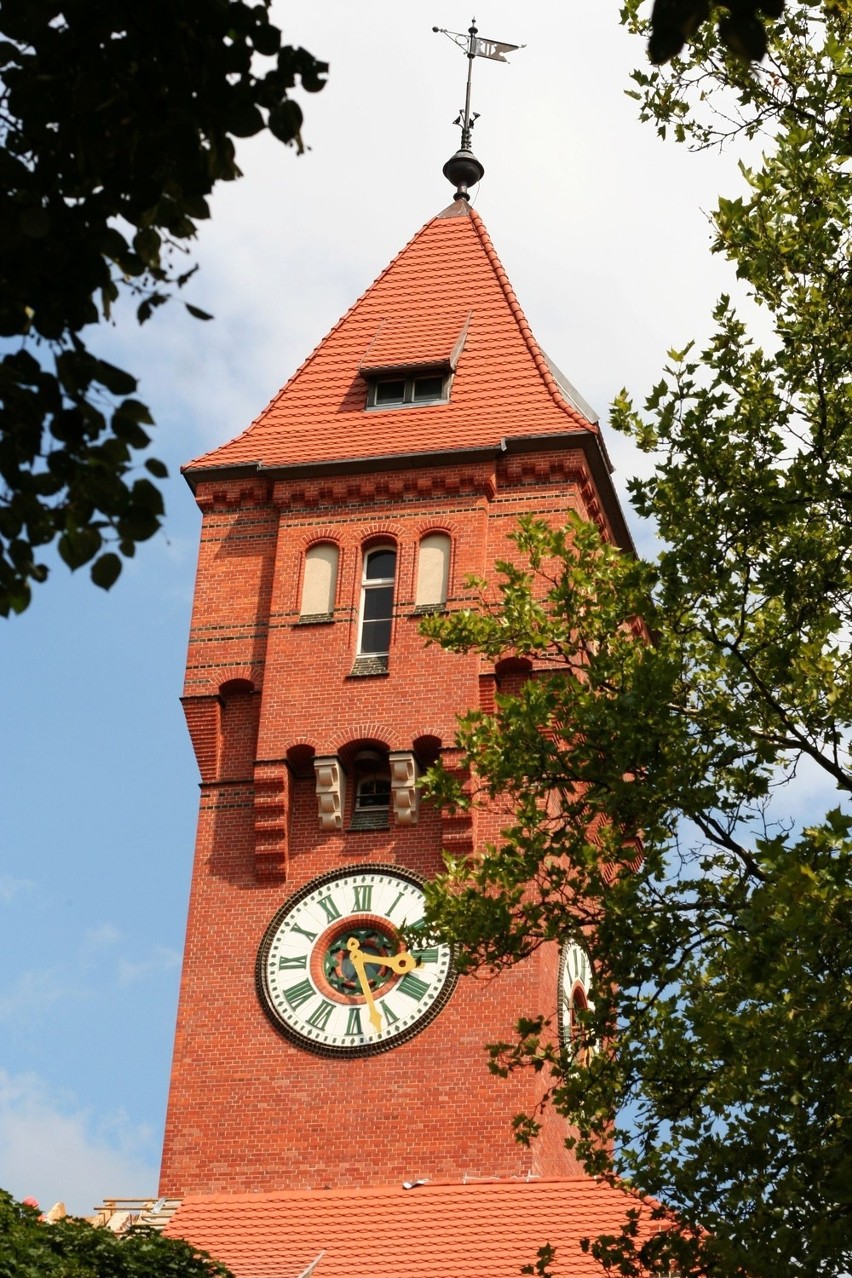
[389,751,419,826]
[439,749,475,856]
[253,760,290,882]
[314,756,346,831]
[181,695,221,783]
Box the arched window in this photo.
[351,747,392,831]
[301,543,339,618]
[356,775,391,811]
[358,546,396,656]
[415,532,451,609]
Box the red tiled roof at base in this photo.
[184,201,598,479]
[164,1176,664,1278]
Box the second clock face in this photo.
[559,941,594,1051]
[256,865,456,1057]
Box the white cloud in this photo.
[0,969,65,1025]
[0,1071,158,1217]
[116,947,181,988]
[0,876,33,906]
[82,923,121,951]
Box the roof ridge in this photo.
[467,206,594,432]
[173,1174,612,1205]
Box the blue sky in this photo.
[1,2,749,1216]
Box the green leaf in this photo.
[90,552,122,591]
[0,3,325,615]
[58,526,102,569]
[268,99,304,144]
[93,360,137,396]
[19,206,51,238]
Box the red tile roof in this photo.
[185,201,597,478]
[165,1176,662,1278]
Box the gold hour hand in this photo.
[357,948,416,975]
[346,939,383,1033]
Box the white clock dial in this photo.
[559,941,595,1053]
[256,864,455,1057]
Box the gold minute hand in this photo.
[346,938,383,1033]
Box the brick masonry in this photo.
[159,454,610,1196]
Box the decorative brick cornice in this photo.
[271,467,497,513]
[498,455,604,529]
[195,481,272,512]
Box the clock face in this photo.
[559,941,595,1053]
[256,864,456,1057]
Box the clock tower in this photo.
[160,172,633,1209]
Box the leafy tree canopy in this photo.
[0,0,325,615]
[421,4,852,1277]
[648,0,787,65]
[0,1189,233,1278]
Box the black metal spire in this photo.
[433,18,523,202]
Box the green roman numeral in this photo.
[283,979,314,1009]
[382,1001,400,1026]
[317,894,341,922]
[306,1000,335,1030]
[278,954,308,970]
[398,972,430,1001]
[352,884,373,912]
[415,947,439,964]
[345,1007,363,1036]
[288,923,317,943]
[387,890,405,918]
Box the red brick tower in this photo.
[159,194,632,1203]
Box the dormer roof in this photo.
[184,201,600,481]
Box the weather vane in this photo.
[433,17,524,200]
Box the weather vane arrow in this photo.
[433,17,525,201]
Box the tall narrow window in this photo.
[301,543,339,619]
[358,546,396,655]
[415,533,450,610]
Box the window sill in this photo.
[411,603,446,616]
[349,811,390,832]
[297,613,334,625]
[365,399,448,411]
[348,656,389,678]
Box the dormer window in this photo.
[366,372,449,409]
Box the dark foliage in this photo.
[0,1189,234,1278]
[0,0,325,614]
[649,0,786,63]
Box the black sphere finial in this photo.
[442,147,485,202]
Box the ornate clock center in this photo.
[317,919,400,1001]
